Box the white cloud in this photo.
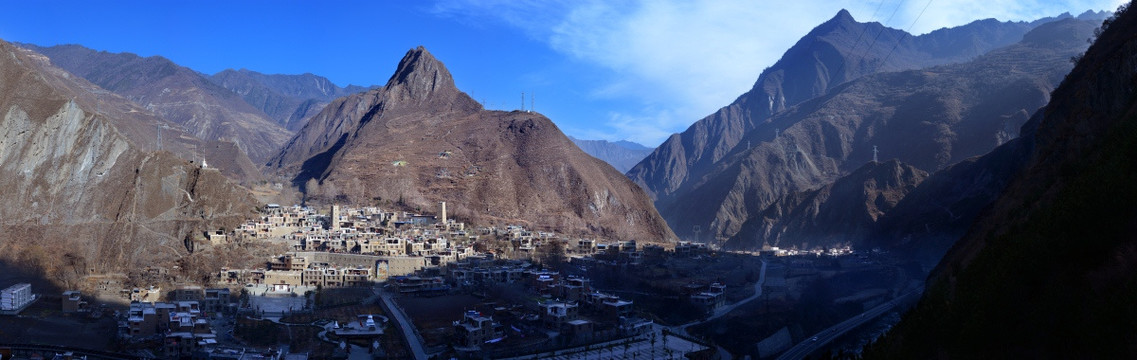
[434,0,1124,145]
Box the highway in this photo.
[776,286,924,360]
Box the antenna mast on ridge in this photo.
[873,145,879,163]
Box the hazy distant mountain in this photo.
[568,137,654,173]
[209,69,376,131]
[637,13,1100,246]
[0,39,257,285]
[868,7,1137,358]
[19,44,293,163]
[269,47,675,243]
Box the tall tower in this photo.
[440,201,448,228]
[331,205,341,231]
[873,145,879,163]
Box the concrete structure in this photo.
[1,283,34,312]
[62,290,87,313]
[203,288,230,314]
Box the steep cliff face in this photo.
[654,17,1098,246]
[209,69,375,131]
[725,160,926,250]
[0,40,257,284]
[867,6,1137,358]
[271,47,676,243]
[627,10,1058,201]
[21,44,292,163]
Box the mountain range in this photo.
[19,44,295,163]
[628,10,1106,254]
[208,68,375,132]
[568,137,653,173]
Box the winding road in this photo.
[673,259,768,335]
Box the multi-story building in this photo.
[0,283,34,312]
[453,310,502,348]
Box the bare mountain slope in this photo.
[627,10,1066,201]
[657,17,1098,246]
[727,159,926,250]
[0,39,258,286]
[209,69,375,131]
[20,44,293,163]
[271,47,675,243]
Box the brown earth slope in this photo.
[626,10,1072,202]
[0,39,258,286]
[270,47,675,243]
[209,69,375,131]
[730,159,927,250]
[657,18,1099,247]
[21,44,293,163]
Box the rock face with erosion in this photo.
[21,44,293,163]
[270,47,675,243]
[0,40,257,285]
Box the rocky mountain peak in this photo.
[384,46,457,103]
[832,9,855,24]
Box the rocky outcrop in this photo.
[271,47,676,243]
[20,44,293,163]
[0,39,257,284]
[209,69,374,131]
[569,137,654,174]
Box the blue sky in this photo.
[0,0,1124,146]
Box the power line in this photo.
[832,0,889,83]
[876,0,935,73]
[855,0,908,70]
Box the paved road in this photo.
[376,289,428,360]
[776,286,924,360]
[675,259,768,334]
[664,259,765,360]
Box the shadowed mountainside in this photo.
[866,5,1137,358]
[729,159,926,250]
[269,47,675,243]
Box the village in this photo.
[1,201,909,360]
